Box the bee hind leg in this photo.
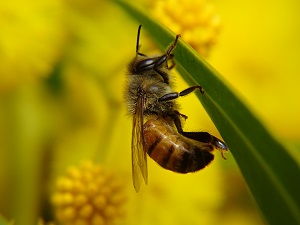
[173,114,228,157]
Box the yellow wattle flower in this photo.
[51,161,126,225]
[151,0,220,57]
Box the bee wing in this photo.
[131,95,148,192]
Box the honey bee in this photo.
[125,25,228,192]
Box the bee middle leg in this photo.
[158,85,204,102]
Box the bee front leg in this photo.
[167,54,175,70]
[154,67,170,84]
[153,35,180,84]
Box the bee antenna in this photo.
[136,25,142,54]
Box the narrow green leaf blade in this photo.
[114,1,300,224]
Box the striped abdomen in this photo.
[143,118,214,173]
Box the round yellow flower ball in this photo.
[51,161,126,225]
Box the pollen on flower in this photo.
[56,177,74,191]
[51,160,127,225]
[74,194,88,206]
[67,166,82,180]
[151,0,221,56]
[94,195,107,210]
[79,204,93,218]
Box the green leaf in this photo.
[114,1,300,225]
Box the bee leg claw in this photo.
[221,150,227,160]
[200,87,205,94]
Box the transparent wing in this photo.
[131,95,148,192]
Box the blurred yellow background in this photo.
[0,0,299,225]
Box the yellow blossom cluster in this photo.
[151,0,220,56]
[51,161,126,225]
